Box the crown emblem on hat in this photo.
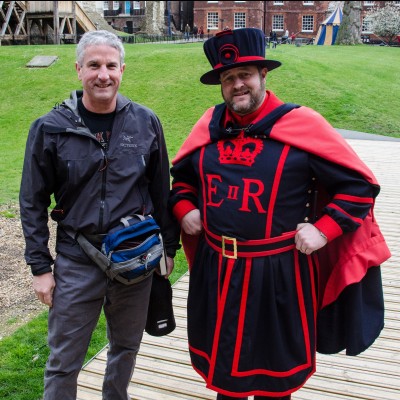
[218,136,263,166]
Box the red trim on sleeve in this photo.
[172,181,195,190]
[172,200,197,224]
[333,194,374,204]
[328,203,364,225]
[314,214,343,242]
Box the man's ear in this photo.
[261,67,268,79]
[75,62,82,80]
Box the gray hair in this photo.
[76,30,125,66]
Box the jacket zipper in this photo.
[99,147,108,232]
[63,102,129,232]
[66,127,109,232]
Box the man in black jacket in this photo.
[20,30,180,400]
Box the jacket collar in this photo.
[63,90,131,115]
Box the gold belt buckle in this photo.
[222,236,237,259]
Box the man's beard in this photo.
[223,79,265,116]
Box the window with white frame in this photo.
[113,1,119,11]
[272,15,284,31]
[273,1,284,5]
[234,12,246,29]
[103,1,109,10]
[207,12,219,30]
[302,15,314,32]
[133,1,140,9]
[394,1,400,5]
[362,17,373,33]
[208,1,218,3]
[363,1,374,6]
[303,1,314,5]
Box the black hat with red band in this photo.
[200,28,281,85]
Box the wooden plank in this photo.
[129,369,215,399]
[82,359,215,399]
[298,376,400,400]
[77,383,110,400]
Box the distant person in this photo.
[169,28,389,400]
[198,25,204,39]
[185,24,191,41]
[19,30,180,400]
[282,29,289,43]
[290,32,296,44]
[193,24,199,39]
[272,31,278,48]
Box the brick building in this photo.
[264,1,330,40]
[100,1,395,42]
[193,1,394,42]
[194,1,266,34]
[193,1,330,40]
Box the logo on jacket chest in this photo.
[120,135,138,148]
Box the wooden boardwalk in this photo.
[77,138,400,400]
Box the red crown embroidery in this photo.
[218,136,263,166]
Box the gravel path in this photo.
[0,204,55,340]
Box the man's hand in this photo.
[295,223,328,255]
[33,272,55,307]
[181,209,203,236]
[165,256,174,279]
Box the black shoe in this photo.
[216,394,248,400]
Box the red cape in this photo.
[173,96,391,309]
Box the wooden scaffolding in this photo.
[0,1,97,45]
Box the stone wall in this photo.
[78,1,117,33]
[143,1,165,34]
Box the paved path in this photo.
[337,128,400,142]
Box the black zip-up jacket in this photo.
[20,90,180,276]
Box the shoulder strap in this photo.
[76,234,110,270]
[210,102,300,140]
[248,103,300,137]
[63,228,110,271]
[120,214,146,227]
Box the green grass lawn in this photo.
[1,42,399,205]
[0,42,399,399]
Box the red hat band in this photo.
[213,56,268,71]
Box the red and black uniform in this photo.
[169,91,390,397]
